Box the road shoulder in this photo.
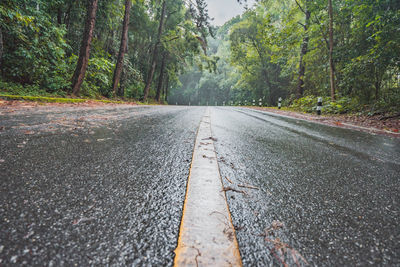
[246,107,400,138]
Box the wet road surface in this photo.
[0,106,204,266]
[211,107,400,266]
[1,105,399,266]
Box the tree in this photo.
[112,0,132,96]
[328,0,336,100]
[294,0,310,98]
[156,51,167,102]
[71,0,99,96]
[143,0,166,101]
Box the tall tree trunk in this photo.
[296,7,310,98]
[112,0,132,96]
[164,75,169,102]
[71,0,98,96]
[64,1,73,29]
[155,52,167,102]
[375,80,380,101]
[163,77,166,101]
[328,0,336,100]
[143,0,166,101]
[262,68,273,105]
[57,6,63,25]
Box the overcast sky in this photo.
[204,0,256,26]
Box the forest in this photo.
[1,0,399,114]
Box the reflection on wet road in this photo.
[1,105,399,266]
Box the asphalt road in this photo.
[1,105,399,266]
[211,107,400,266]
[0,106,204,266]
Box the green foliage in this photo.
[0,0,213,102]
[169,0,399,113]
[66,55,104,98]
[0,94,87,103]
[84,56,115,98]
[1,3,70,93]
[0,94,126,104]
[0,80,67,97]
[120,58,144,99]
[291,95,359,114]
[0,0,398,109]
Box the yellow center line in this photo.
[174,108,242,266]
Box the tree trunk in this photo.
[71,0,99,96]
[57,7,63,25]
[164,75,169,102]
[143,0,166,101]
[64,1,73,29]
[262,69,273,105]
[296,8,310,98]
[375,80,380,101]
[155,52,167,102]
[328,0,336,100]
[112,0,132,97]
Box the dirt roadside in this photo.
[247,107,400,138]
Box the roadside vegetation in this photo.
[170,0,400,115]
[0,0,213,103]
[0,0,399,115]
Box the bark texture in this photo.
[155,52,167,102]
[71,0,98,96]
[164,75,169,102]
[112,0,132,96]
[143,0,166,101]
[57,7,62,25]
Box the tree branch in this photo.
[297,22,305,28]
[294,0,306,15]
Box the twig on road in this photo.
[224,176,233,184]
[202,136,218,142]
[190,246,201,267]
[238,184,259,190]
[221,186,246,194]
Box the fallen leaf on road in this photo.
[23,130,35,135]
[263,220,309,266]
[97,138,111,142]
[73,217,95,225]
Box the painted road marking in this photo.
[174,108,242,266]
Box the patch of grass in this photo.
[0,94,135,104]
[0,95,86,103]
